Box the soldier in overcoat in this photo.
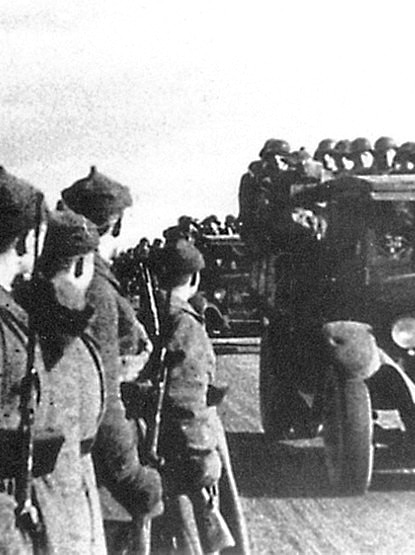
[152,239,250,554]
[0,171,108,554]
[60,168,163,530]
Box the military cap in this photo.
[0,166,48,247]
[42,209,100,261]
[163,239,205,277]
[61,166,132,228]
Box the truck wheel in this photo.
[259,328,293,439]
[323,372,374,495]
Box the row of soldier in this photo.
[0,166,249,554]
[238,136,415,248]
[112,214,240,297]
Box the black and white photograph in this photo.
[2,1,415,553]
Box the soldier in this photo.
[164,216,200,246]
[333,139,354,173]
[60,167,162,539]
[374,136,398,172]
[0,171,108,553]
[153,239,250,554]
[289,147,325,181]
[348,137,375,174]
[313,138,337,172]
[393,142,415,173]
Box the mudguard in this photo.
[322,321,381,380]
[322,321,415,404]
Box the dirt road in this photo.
[218,352,415,554]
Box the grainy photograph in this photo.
[2,1,415,553]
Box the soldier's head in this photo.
[60,166,132,260]
[38,209,99,309]
[374,136,398,172]
[0,167,49,287]
[161,239,205,299]
[259,138,291,170]
[349,137,375,172]
[333,139,353,172]
[289,147,312,172]
[313,139,337,171]
[393,142,415,173]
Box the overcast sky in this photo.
[1,0,415,248]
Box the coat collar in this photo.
[169,293,205,324]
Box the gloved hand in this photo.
[120,465,164,518]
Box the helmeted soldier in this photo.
[374,136,398,172]
[348,137,375,174]
[60,167,163,533]
[393,142,415,173]
[153,239,250,554]
[290,147,325,181]
[313,138,337,172]
[333,139,353,173]
[0,172,110,553]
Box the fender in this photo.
[322,320,381,380]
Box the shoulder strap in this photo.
[0,307,28,346]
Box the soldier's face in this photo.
[361,151,374,168]
[323,153,337,171]
[385,149,396,168]
[50,252,94,310]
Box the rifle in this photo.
[15,193,43,535]
[137,261,168,469]
[120,262,168,555]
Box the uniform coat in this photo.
[87,254,161,518]
[0,286,107,554]
[155,293,250,554]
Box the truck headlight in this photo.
[391,317,415,349]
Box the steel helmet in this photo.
[313,138,336,161]
[394,141,415,163]
[334,139,352,155]
[259,138,291,158]
[350,137,373,154]
[374,136,398,153]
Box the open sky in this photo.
[1,0,415,248]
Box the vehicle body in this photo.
[197,234,260,337]
[252,173,415,494]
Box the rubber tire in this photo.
[323,372,374,495]
[259,327,294,439]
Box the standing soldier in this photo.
[152,239,250,554]
[0,171,108,553]
[60,167,163,542]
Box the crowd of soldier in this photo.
[238,136,415,250]
[0,166,249,554]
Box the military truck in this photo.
[249,172,415,494]
[197,233,260,337]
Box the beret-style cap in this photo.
[0,166,48,244]
[42,209,100,260]
[163,238,205,277]
[61,166,132,227]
